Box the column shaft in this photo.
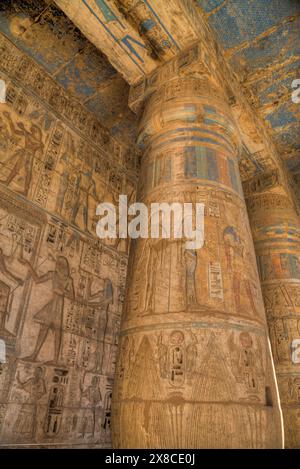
[247,190,300,448]
[112,73,283,448]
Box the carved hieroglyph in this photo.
[112,63,283,448]
[0,33,137,447]
[247,190,300,448]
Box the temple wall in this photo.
[0,33,137,447]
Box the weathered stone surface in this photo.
[0,0,299,450]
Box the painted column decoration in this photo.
[112,47,283,449]
[246,187,300,448]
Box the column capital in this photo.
[243,170,284,200]
[243,169,300,220]
[129,43,218,114]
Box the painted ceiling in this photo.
[0,0,299,189]
[0,0,138,144]
[196,0,300,184]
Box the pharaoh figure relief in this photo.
[20,256,75,365]
[0,111,44,197]
[0,246,24,337]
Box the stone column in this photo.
[112,59,283,448]
[246,186,300,448]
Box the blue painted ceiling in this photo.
[196,0,300,185]
[0,0,138,144]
